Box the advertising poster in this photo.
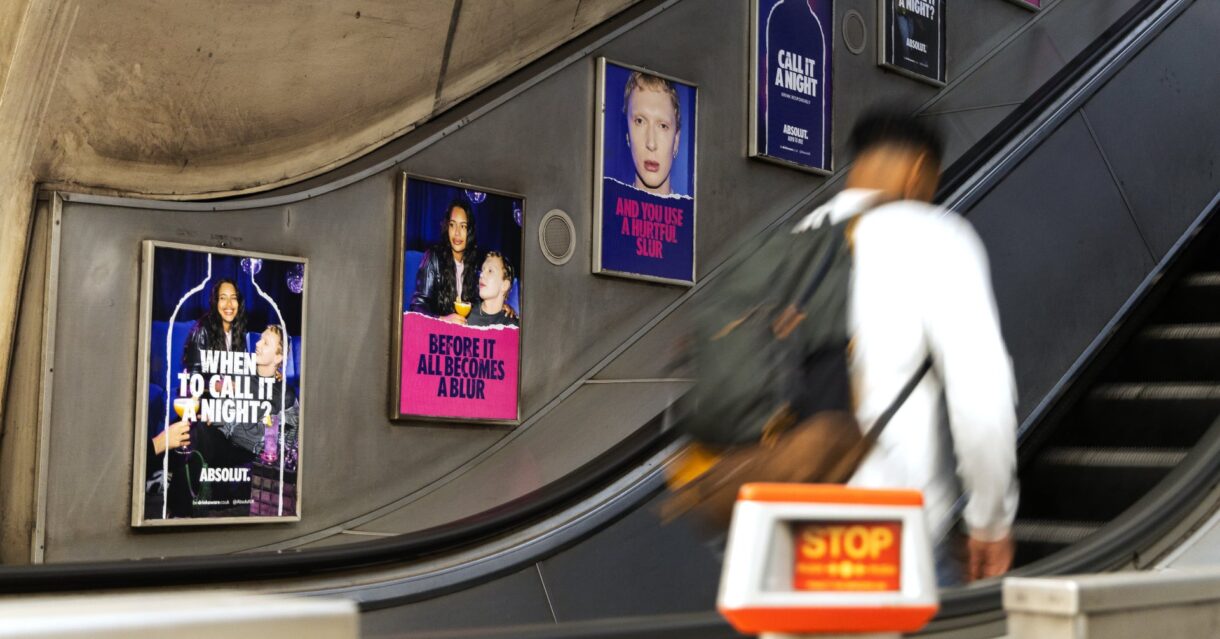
[594,58,697,286]
[393,174,523,423]
[133,242,306,526]
[749,0,834,174]
[880,0,947,86]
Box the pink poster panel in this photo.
[392,174,524,423]
[400,313,520,421]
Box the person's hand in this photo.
[966,533,1013,582]
[152,421,191,454]
[441,313,467,325]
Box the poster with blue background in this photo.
[750,0,834,174]
[881,0,946,85]
[134,242,306,526]
[594,58,697,286]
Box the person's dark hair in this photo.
[849,110,943,167]
[484,251,514,291]
[440,199,476,251]
[435,199,479,313]
[193,278,248,352]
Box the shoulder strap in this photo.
[862,356,933,446]
[793,225,844,308]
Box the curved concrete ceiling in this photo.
[6,0,636,199]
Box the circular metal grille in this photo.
[843,10,867,55]
[539,209,575,266]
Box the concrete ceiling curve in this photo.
[6,0,637,199]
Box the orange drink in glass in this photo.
[454,301,472,318]
[172,396,198,419]
[171,396,199,452]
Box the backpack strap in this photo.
[862,356,934,446]
[794,225,845,309]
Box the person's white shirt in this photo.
[794,188,1019,542]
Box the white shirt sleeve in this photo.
[921,216,1019,541]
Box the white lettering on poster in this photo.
[898,0,936,19]
[774,49,819,98]
[780,124,810,140]
[199,467,251,482]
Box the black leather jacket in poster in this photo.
[409,248,479,316]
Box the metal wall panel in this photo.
[966,114,1155,420]
[1081,1,1220,258]
[355,381,690,535]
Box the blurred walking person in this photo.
[795,111,1018,584]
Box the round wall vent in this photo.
[843,10,867,55]
[539,209,575,266]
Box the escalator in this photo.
[374,0,1220,634]
[1015,217,1220,566]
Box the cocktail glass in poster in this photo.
[879,0,947,86]
[132,242,307,526]
[594,58,697,286]
[749,0,834,174]
[393,174,524,423]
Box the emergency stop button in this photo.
[717,483,938,636]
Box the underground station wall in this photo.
[2,0,1122,563]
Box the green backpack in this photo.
[683,214,856,446]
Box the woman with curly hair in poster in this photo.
[169,277,249,517]
[182,278,249,375]
[409,199,480,324]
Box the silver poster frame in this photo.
[741,0,839,174]
[747,0,836,176]
[592,57,699,287]
[878,0,948,87]
[132,240,308,527]
[391,172,526,425]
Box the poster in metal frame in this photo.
[132,241,308,527]
[391,173,525,425]
[879,0,948,87]
[748,0,835,175]
[593,57,698,287]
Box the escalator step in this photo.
[1076,386,1220,446]
[1159,273,1220,322]
[1019,446,1184,521]
[1011,520,1101,567]
[1038,447,1187,468]
[1183,273,1220,286]
[1142,324,1220,339]
[1107,324,1220,382]
[1012,519,1101,544]
[1092,383,1220,401]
